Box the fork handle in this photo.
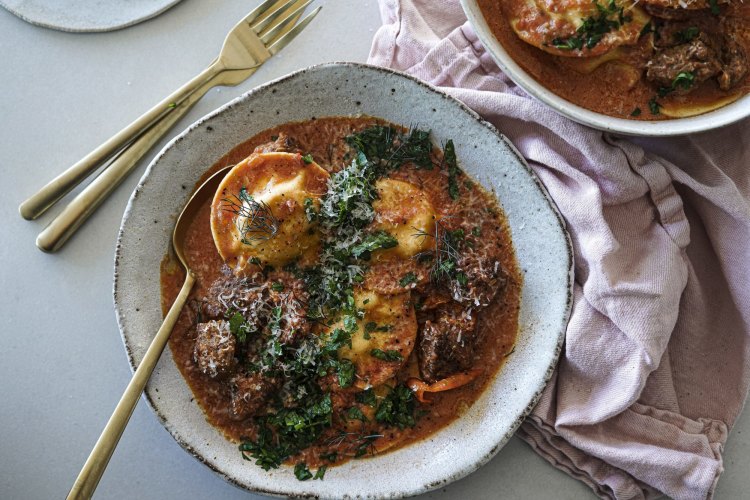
[19,62,223,221]
[67,272,195,500]
[35,75,217,253]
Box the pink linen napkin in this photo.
[368,2,750,499]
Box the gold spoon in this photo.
[67,165,232,500]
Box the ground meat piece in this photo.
[718,38,748,90]
[266,270,311,344]
[646,39,722,90]
[200,268,310,345]
[449,253,506,308]
[418,303,477,383]
[653,18,721,48]
[200,268,264,320]
[229,373,281,419]
[251,133,300,155]
[193,320,236,378]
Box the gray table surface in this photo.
[1,1,748,499]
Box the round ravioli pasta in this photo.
[336,289,417,389]
[508,0,651,57]
[210,152,330,273]
[370,178,435,261]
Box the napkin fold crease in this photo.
[368,2,750,499]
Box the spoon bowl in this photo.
[66,166,231,500]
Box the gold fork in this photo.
[19,0,321,252]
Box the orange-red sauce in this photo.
[160,116,521,469]
[476,0,750,120]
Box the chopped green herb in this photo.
[630,107,642,117]
[313,465,327,480]
[675,26,700,43]
[240,393,333,471]
[443,139,460,200]
[648,97,661,115]
[550,0,632,52]
[709,0,720,15]
[346,126,434,171]
[271,282,284,292]
[399,272,418,287]
[351,230,399,259]
[371,349,403,362]
[472,226,481,237]
[302,153,314,164]
[356,388,377,407]
[228,312,252,343]
[639,21,653,38]
[167,102,177,108]
[294,463,313,481]
[455,272,469,287]
[375,384,417,429]
[346,406,368,423]
[303,197,317,223]
[320,451,338,462]
[336,359,355,388]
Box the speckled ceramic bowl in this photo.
[114,62,573,498]
[461,0,750,136]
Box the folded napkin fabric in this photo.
[368,1,750,499]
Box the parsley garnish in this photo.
[294,463,313,481]
[648,97,661,115]
[313,465,327,480]
[351,230,399,259]
[375,384,416,429]
[443,139,460,200]
[356,388,377,407]
[709,0,720,15]
[336,358,355,388]
[240,394,333,471]
[303,197,317,223]
[630,107,642,117]
[302,153,314,164]
[228,311,252,343]
[399,272,418,287]
[346,126,434,171]
[346,406,368,423]
[370,349,403,362]
[271,282,284,292]
[550,0,632,51]
[675,26,699,43]
[658,71,696,97]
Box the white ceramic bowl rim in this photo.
[461,0,750,137]
[113,61,574,498]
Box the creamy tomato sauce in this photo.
[160,116,521,473]
[477,0,750,120]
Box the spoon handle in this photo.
[67,273,195,500]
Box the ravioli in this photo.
[508,0,651,57]
[210,152,330,273]
[336,289,417,389]
[370,178,436,260]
